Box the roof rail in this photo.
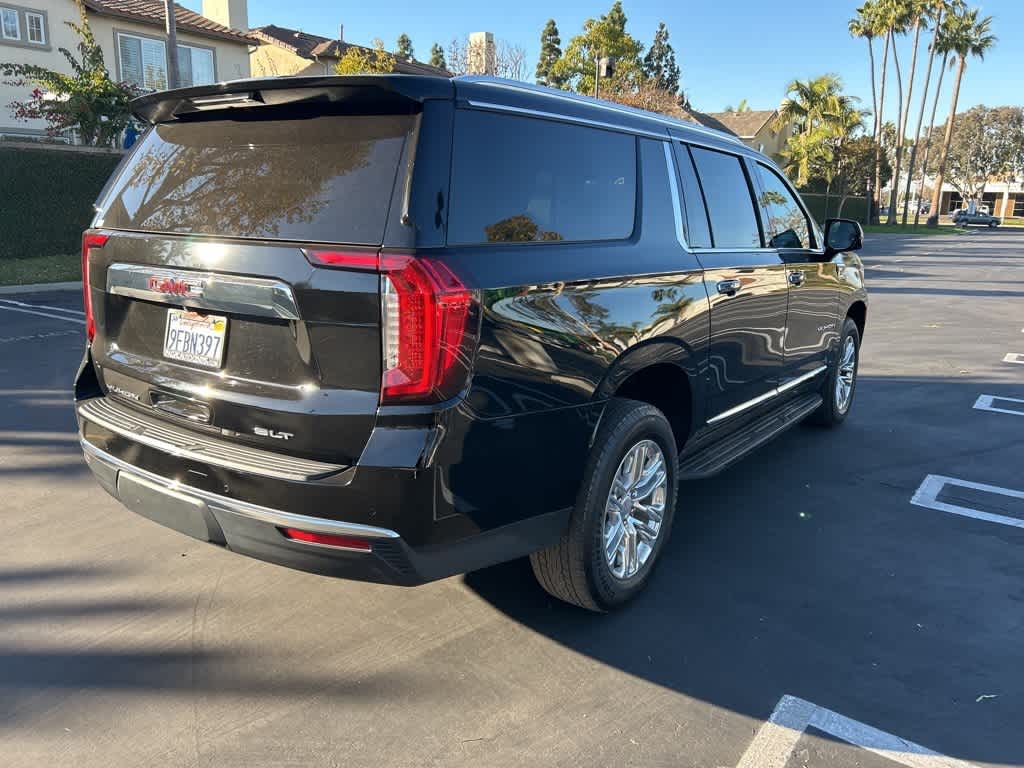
[455,76,744,146]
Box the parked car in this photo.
[76,75,868,611]
[952,209,1000,227]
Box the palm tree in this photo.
[890,0,930,225]
[775,76,863,194]
[849,3,880,223]
[913,29,954,226]
[875,0,914,225]
[849,2,886,222]
[926,7,996,225]
[902,1,962,224]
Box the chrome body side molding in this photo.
[707,365,828,425]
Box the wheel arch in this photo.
[846,299,867,340]
[593,340,700,452]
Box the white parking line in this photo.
[735,694,978,768]
[1003,353,1024,365]
[0,304,84,324]
[973,394,1024,416]
[911,475,1024,530]
[0,298,84,316]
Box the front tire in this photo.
[810,317,861,427]
[530,398,678,612]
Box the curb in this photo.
[0,281,81,295]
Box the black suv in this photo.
[76,75,867,611]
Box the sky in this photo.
[189,0,1023,122]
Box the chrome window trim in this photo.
[459,76,744,146]
[707,365,827,424]
[106,263,300,320]
[81,438,400,540]
[463,100,667,141]
[662,141,688,250]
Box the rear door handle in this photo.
[716,279,742,297]
[788,271,806,287]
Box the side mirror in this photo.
[824,218,863,255]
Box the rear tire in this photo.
[530,398,678,612]
[809,317,860,427]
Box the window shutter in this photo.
[118,35,143,86]
[141,37,167,90]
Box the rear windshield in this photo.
[97,114,412,244]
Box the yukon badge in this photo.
[254,426,294,441]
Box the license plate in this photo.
[162,309,227,369]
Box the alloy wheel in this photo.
[603,439,668,580]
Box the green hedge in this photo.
[799,193,869,225]
[0,146,122,261]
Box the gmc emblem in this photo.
[148,276,204,297]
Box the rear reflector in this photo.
[280,527,373,552]
[303,250,380,270]
[81,230,110,342]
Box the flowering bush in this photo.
[1,1,140,146]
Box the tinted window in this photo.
[99,114,411,244]
[449,111,636,245]
[673,144,712,248]
[757,164,811,249]
[689,147,761,249]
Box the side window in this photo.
[673,143,712,249]
[689,146,762,249]
[756,164,811,249]
[448,110,636,245]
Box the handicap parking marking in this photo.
[1003,353,1024,365]
[911,475,1024,530]
[972,394,1024,417]
[735,694,978,768]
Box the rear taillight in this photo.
[303,250,476,405]
[81,230,109,342]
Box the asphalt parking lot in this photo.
[1,229,1022,768]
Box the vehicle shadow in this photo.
[465,375,1024,765]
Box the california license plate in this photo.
[162,309,227,369]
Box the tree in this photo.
[834,135,893,216]
[395,33,414,61]
[0,0,139,147]
[336,39,395,75]
[902,1,961,224]
[429,42,447,71]
[446,36,527,79]
[603,78,683,116]
[549,1,644,95]
[927,7,996,225]
[944,105,1024,204]
[642,21,680,93]
[775,75,865,190]
[724,99,751,112]
[536,19,563,87]
[496,40,528,81]
[914,8,958,225]
[849,2,882,222]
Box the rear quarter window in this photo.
[448,110,636,245]
[97,114,412,245]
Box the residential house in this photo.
[689,109,793,162]
[0,0,253,140]
[250,24,450,78]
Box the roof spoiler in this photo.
[130,75,453,124]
